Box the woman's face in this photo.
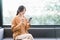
[19,9,26,16]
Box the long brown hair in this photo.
[16,5,26,15]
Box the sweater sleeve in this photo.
[26,19,30,30]
[11,17,21,32]
[11,17,16,32]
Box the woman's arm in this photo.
[11,23,21,32]
[11,18,22,32]
[26,19,30,30]
[26,22,30,30]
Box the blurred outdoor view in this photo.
[2,0,60,25]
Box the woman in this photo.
[11,5,33,40]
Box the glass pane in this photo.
[2,0,60,25]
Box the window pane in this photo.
[2,0,60,25]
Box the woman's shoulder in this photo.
[14,16,19,19]
[12,16,18,22]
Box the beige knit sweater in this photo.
[11,16,30,39]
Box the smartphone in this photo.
[29,17,32,22]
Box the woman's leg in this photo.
[15,34,34,40]
[25,34,33,40]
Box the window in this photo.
[2,0,60,25]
